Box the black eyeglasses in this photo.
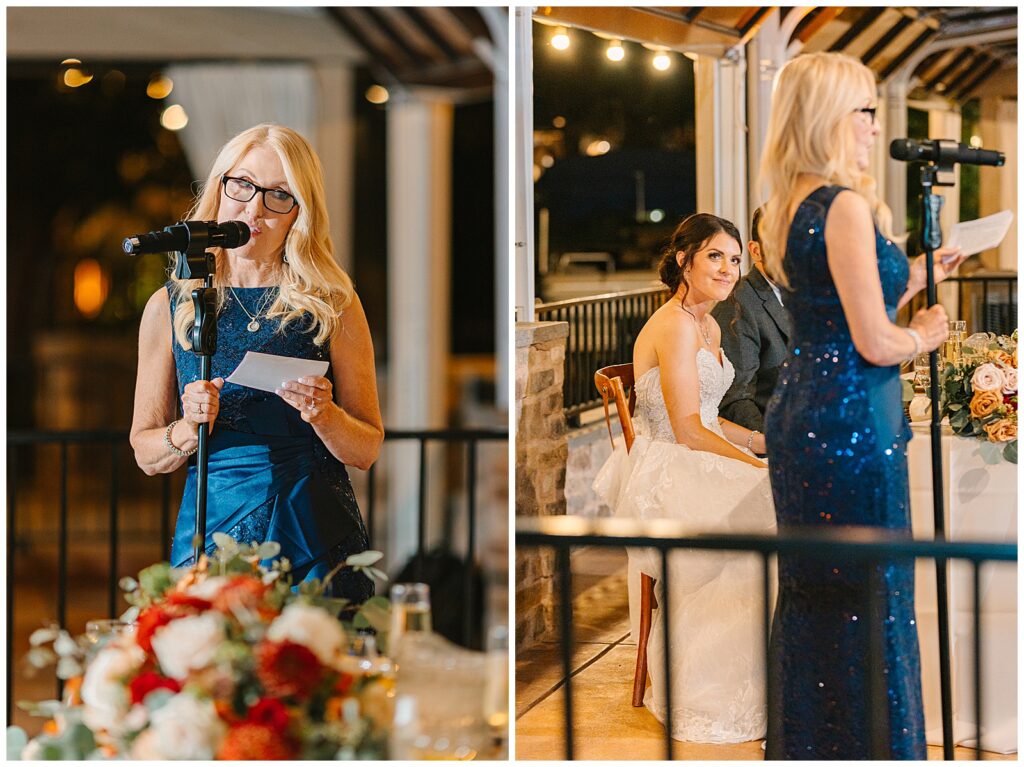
[854,106,877,124]
[221,176,298,214]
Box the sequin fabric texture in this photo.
[763,186,925,759]
[168,284,372,603]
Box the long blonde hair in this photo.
[169,123,354,349]
[758,52,895,287]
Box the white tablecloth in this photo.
[908,421,1017,753]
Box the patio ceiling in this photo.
[325,7,495,90]
[533,6,1017,101]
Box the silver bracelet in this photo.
[164,419,197,457]
[905,327,923,360]
[747,429,761,453]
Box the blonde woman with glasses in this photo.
[130,124,383,604]
[758,53,964,759]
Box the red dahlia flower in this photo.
[128,671,181,705]
[246,697,290,736]
[255,640,324,700]
[217,723,296,760]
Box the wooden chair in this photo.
[594,364,658,708]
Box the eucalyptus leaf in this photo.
[346,550,384,568]
[53,632,78,657]
[1003,441,1018,464]
[366,567,389,583]
[256,541,281,559]
[212,532,238,550]
[356,599,391,633]
[26,647,56,669]
[6,726,28,760]
[56,657,83,680]
[28,628,58,647]
[119,576,138,592]
[976,441,1003,465]
[120,605,140,624]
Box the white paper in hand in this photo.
[226,351,329,393]
[946,210,1013,257]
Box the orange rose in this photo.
[984,418,1017,443]
[969,390,1002,419]
[988,350,1014,368]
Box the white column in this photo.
[883,80,910,238]
[694,54,718,215]
[514,7,535,321]
[928,107,962,237]
[746,9,784,214]
[479,6,510,409]
[695,54,747,235]
[979,97,1017,271]
[313,63,354,271]
[385,92,453,570]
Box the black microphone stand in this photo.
[171,235,218,564]
[917,161,954,760]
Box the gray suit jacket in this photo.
[711,268,792,432]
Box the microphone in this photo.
[889,138,1004,167]
[123,220,250,256]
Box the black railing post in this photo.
[366,463,376,547]
[57,441,69,701]
[7,447,17,723]
[661,548,673,760]
[762,552,773,751]
[463,439,478,648]
[557,545,575,760]
[973,561,983,760]
[108,442,119,619]
[416,438,428,581]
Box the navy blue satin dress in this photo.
[764,186,925,759]
[168,285,373,604]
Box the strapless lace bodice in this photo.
[633,348,735,443]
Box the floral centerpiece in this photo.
[9,536,393,760]
[940,329,1017,464]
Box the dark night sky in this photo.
[532,22,697,265]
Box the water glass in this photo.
[912,353,931,393]
[389,583,432,653]
[944,320,966,365]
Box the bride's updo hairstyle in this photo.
[658,212,742,298]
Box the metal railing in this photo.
[536,287,668,423]
[7,427,507,719]
[537,276,1016,423]
[517,515,1016,760]
[905,275,1017,336]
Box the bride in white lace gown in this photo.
[594,214,776,744]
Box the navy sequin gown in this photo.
[764,186,925,759]
[168,284,373,604]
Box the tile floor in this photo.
[514,546,1013,761]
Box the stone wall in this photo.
[514,321,568,650]
[565,420,618,518]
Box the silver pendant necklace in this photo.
[229,286,276,332]
[679,298,712,346]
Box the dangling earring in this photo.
[283,254,289,264]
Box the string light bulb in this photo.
[551,27,570,51]
[652,51,671,71]
[606,39,625,62]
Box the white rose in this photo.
[185,575,231,601]
[1001,367,1017,394]
[151,613,225,681]
[129,693,226,760]
[266,602,346,667]
[80,642,146,736]
[971,362,1005,393]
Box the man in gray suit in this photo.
[712,207,791,442]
